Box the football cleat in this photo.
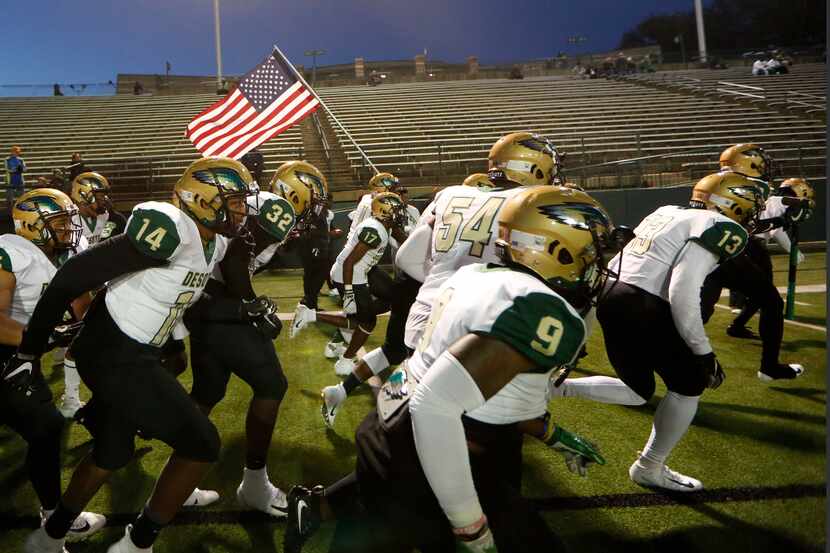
[320,384,346,428]
[726,325,756,339]
[328,287,340,298]
[629,459,703,492]
[182,487,220,507]
[41,508,107,543]
[58,395,85,419]
[237,480,288,518]
[324,340,347,360]
[334,355,357,377]
[284,485,323,553]
[758,363,804,382]
[290,304,315,339]
[24,527,68,553]
[106,525,152,552]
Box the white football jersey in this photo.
[613,205,748,301]
[349,193,373,233]
[245,191,296,273]
[79,212,111,245]
[105,202,228,347]
[405,185,523,347]
[408,263,586,424]
[754,196,787,242]
[331,217,388,285]
[0,234,86,324]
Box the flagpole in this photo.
[272,44,378,174]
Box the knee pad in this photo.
[364,348,391,375]
[249,365,288,402]
[176,417,221,463]
[356,312,377,332]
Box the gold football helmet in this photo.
[462,173,494,191]
[691,171,766,227]
[70,171,111,214]
[270,161,328,221]
[779,177,815,208]
[719,144,773,183]
[371,191,407,228]
[487,132,561,187]
[173,157,252,236]
[496,186,613,304]
[13,188,82,250]
[368,172,401,194]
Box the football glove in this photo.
[695,352,726,390]
[454,516,497,553]
[342,286,357,315]
[243,296,282,340]
[46,320,84,350]
[1,353,47,400]
[543,421,606,477]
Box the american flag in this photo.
[186,49,320,160]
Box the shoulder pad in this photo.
[357,223,384,247]
[694,219,748,260]
[256,194,296,243]
[486,286,586,371]
[127,206,183,260]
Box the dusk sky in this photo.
[4,0,702,93]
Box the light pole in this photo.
[213,0,224,92]
[304,49,326,87]
[694,0,708,63]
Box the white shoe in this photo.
[338,328,353,343]
[107,525,152,552]
[41,508,107,542]
[324,339,347,359]
[321,384,346,428]
[730,308,741,314]
[290,304,315,339]
[328,288,340,298]
[236,479,288,518]
[58,395,85,419]
[629,458,703,492]
[182,487,219,507]
[334,355,357,377]
[24,527,67,553]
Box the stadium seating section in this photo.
[0,63,824,206]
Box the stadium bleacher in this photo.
[0,63,824,206]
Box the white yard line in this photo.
[713,303,826,333]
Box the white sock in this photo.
[242,466,269,488]
[63,358,81,401]
[560,376,647,405]
[52,347,66,366]
[363,347,390,375]
[640,391,700,466]
[339,328,353,343]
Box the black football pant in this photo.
[298,238,331,310]
[700,238,784,368]
[731,239,774,329]
[328,408,563,553]
[0,345,64,510]
[380,274,421,365]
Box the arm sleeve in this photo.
[394,224,432,282]
[108,210,127,237]
[409,351,486,529]
[668,241,719,355]
[18,234,166,355]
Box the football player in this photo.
[285,186,609,553]
[57,171,126,417]
[0,189,105,543]
[597,170,767,492]
[291,192,408,376]
[348,171,402,233]
[17,157,254,553]
[699,146,805,380]
[184,165,300,518]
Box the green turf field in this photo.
[0,253,825,552]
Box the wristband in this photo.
[344,284,353,291]
[452,514,487,538]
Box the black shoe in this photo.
[726,325,756,339]
[758,363,805,382]
[284,485,323,553]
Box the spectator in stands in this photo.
[67,152,87,181]
[35,176,49,188]
[766,57,788,75]
[49,168,67,192]
[53,83,63,96]
[240,148,265,186]
[367,70,382,86]
[133,81,144,95]
[5,145,25,213]
[752,59,768,75]
[508,65,524,79]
